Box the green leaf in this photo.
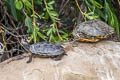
[6,0,18,21]
[84,0,94,10]
[33,27,39,43]
[35,27,39,32]
[91,0,103,9]
[52,26,56,33]
[43,8,47,11]
[22,0,32,9]
[48,1,55,5]
[84,13,99,19]
[50,16,56,23]
[33,30,36,43]
[15,1,23,10]
[37,32,47,40]
[108,13,120,36]
[45,12,49,19]
[62,33,70,40]
[49,34,56,42]
[25,17,33,34]
[49,11,59,17]
[113,14,120,36]
[34,0,42,5]
[53,17,60,21]
[58,30,66,34]
[5,0,22,21]
[48,5,54,10]
[47,28,52,36]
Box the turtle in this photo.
[21,39,65,63]
[72,20,114,42]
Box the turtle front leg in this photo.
[27,53,33,63]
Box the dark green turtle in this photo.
[21,39,65,63]
[72,20,114,42]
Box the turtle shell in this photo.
[72,20,114,42]
[29,42,65,57]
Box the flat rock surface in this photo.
[0,41,120,80]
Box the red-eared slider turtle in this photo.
[21,39,65,63]
[72,20,114,42]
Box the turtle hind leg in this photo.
[53,55,61,61]
[26,54,33,63]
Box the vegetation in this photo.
[5,0,71,43]
[3,0,120,43]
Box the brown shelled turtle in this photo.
[72,20,114,42]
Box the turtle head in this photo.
[72,31,85,40]
[21,39,30,49]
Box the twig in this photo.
[1,31,8,51]
[59,0,70,14]
[0,24,28,37]
[3,49,24,53]
[0,42,5,54]
[6,12,32,55]
[75,0,86,21]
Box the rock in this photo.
[0,41,120,80]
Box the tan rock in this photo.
[0,41,120,80]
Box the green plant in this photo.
[43,0,63,42]
[5,0,70,43]
[5,0,22,21]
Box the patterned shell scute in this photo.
[73,20,114,37]
[29,42,65,56]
